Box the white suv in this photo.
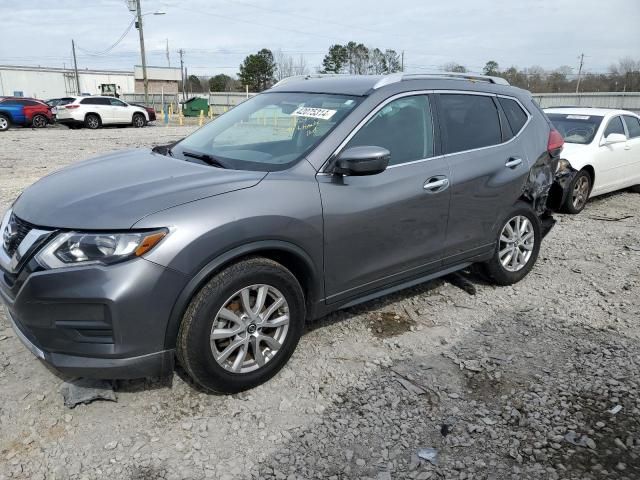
[56,96,151,130]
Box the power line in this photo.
[76,17,136,56]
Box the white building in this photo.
[0,65,181,99]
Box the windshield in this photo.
[547,113,604,144]
[173,92,361,171]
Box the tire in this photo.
[482,204,542,286]
[132,113,146,128]
[631,185,640,193]
[84,114,100,129]
[31,114,48,128]
[0,114,10,132]
[561,169,591,214]
[177,257,305,393]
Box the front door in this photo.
[594,115,631,194]
[319,94,451,304]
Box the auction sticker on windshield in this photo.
[291,107,336,120]
[566,115,591,120]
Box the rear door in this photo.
[436,92,532,264]
[319,93,451,304]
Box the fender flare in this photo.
[163,239,321,349]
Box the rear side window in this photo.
[18,99,39,106]
[346,95,434,166]
[498,97,528,134]
[439,94,501,154]
[81,98,110,105]
[623,115,640,138]
[604,116,625,137]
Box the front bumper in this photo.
[0,257,188,379]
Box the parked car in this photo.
[0,97,53,131]
[1,73,564,393]
[55,96,151,129]
[130,103,157,122]
[544,107,640,213]
[45,97,76,118]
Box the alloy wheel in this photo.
[498,215,535,272]
[87,116,99,129]
[134,115,144,127]
[210,284,290,373]
[32,115,47,128]
[0,117,8,130]
[572,175,590,210]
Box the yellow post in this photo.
[179,110,183,126]
[169,104,173,119]
[208,106,213,119]
[199,110,204,126]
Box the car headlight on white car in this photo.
[36,229,167,269]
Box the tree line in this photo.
[182,45,639,94]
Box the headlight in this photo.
[36,229,168,269]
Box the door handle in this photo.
[505,157,522,168]
[423,177,449,192]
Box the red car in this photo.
[22,98,53,128]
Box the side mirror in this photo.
[601,133,627,146]
[333,146,390,176]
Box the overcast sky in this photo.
[1,0,639,77]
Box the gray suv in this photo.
[0,73,564,393]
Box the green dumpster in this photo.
[183,97,209,117]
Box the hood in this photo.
[558,142,588,163]
[13,149,266,229]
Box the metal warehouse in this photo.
[0,64,181,99]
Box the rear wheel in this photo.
[631,185,640,193]
[0,114,10,131]
[132,113,146,128]
[84,114,100,129]
[177,257,305,393]
[31,114,48,128]
[482,205,541,286]
[562,170,591,214]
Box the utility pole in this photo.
[401,51,404,72]
[71,39,81,95]
[166,39,170,67]
[135,0,149,105]
[178,48,185,103]
[575,53,584,93]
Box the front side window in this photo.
[546,113,604,144]
[345,95,434,166]
[109,99,126,107]
[623,115,640,138]
[439,94,501,154]
[175,92,361,171]
[603,116,626,137]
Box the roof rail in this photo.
[373,72,510,89]
[272,73,351,87]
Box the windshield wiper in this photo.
[181,150,227,169]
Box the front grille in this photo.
[3,214,35,257]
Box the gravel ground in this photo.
[0,125,639,480]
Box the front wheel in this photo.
[177,257,305,393]
[562,170,591,214]
[0,114,10,131]
[31,114,48,128]
[132,113,146,128]
[482,206,541,286]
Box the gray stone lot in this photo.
[0,125,638,479]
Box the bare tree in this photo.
[441,62,467,73]
[275,50,309,80]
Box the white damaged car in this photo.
[545,107,640,213]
